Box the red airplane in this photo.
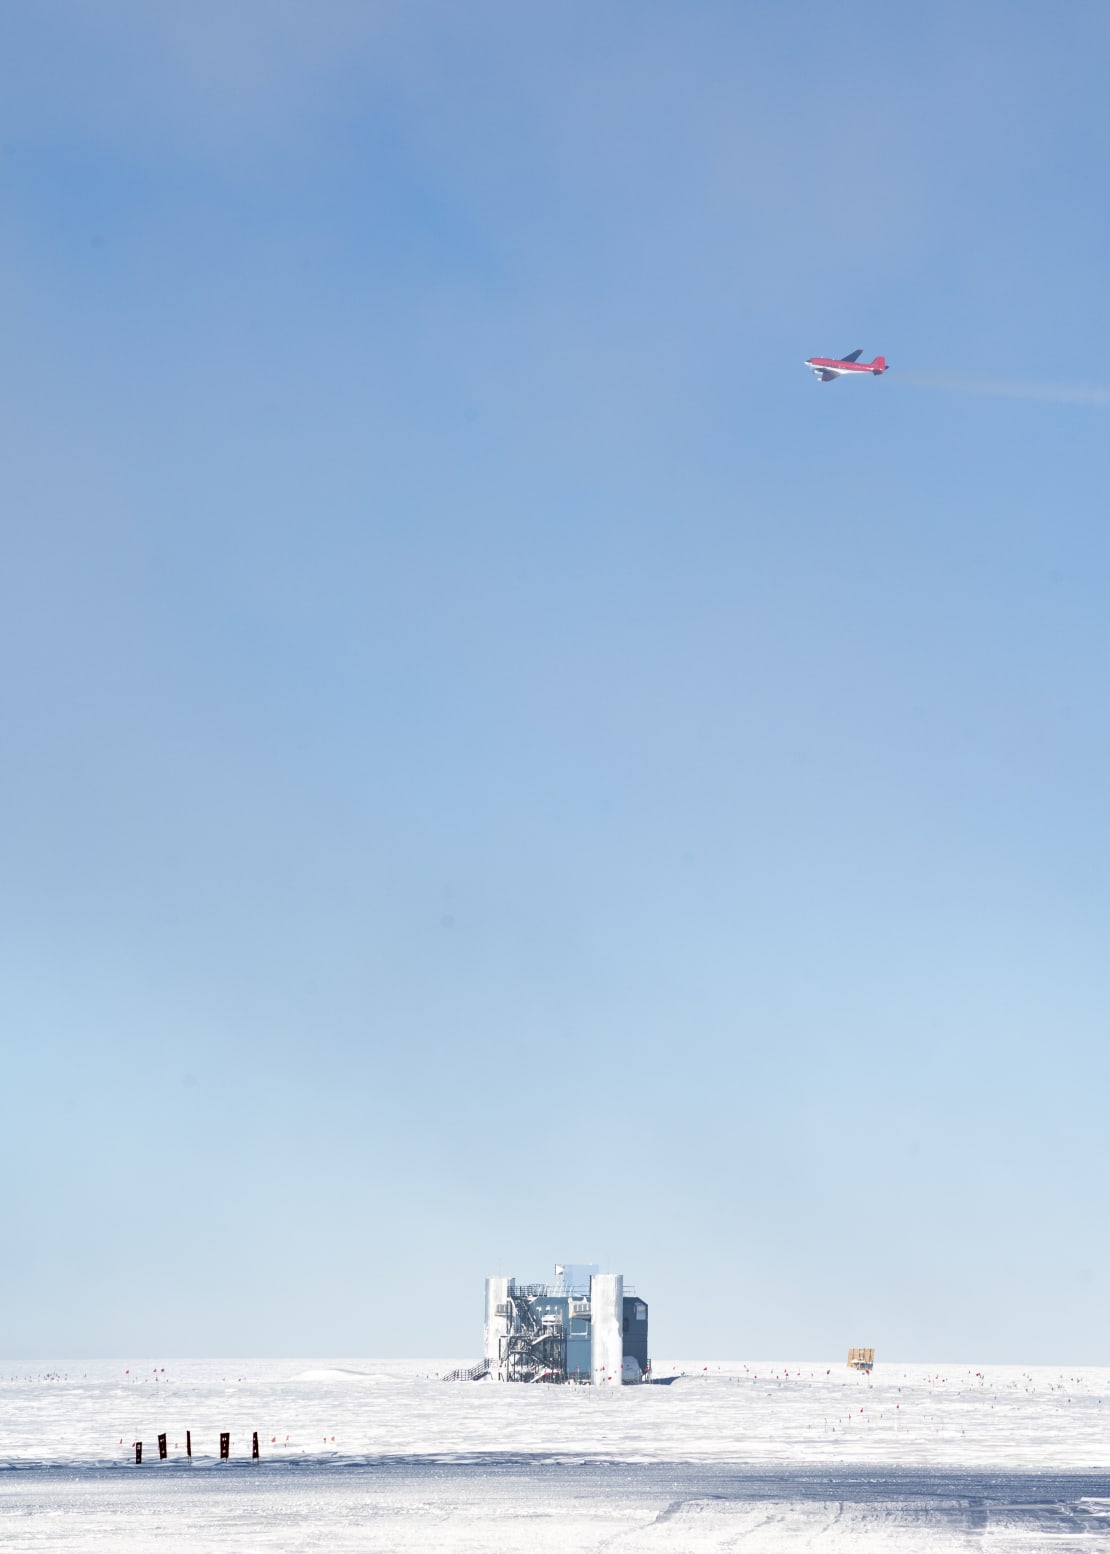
[805,348,888,382]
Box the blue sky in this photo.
[4,1,1110,1362]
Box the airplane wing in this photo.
[841,349,863,362]
[819,370,838,382]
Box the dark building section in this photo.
[622,1295,649,1378]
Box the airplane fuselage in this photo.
[805,353,888,382]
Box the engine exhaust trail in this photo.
[897,370,1110,408]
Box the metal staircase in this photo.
[442,1360,490,1382]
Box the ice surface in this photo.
[2,1358,1109,1550]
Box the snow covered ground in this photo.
[2,1358,1109,1549]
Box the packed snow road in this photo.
[3,1459,1110,1551]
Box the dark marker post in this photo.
[134,1441,142,1465]
[219,1432,230,1460]
[158,1433,167,1461]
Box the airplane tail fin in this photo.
[871,356,888,374]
